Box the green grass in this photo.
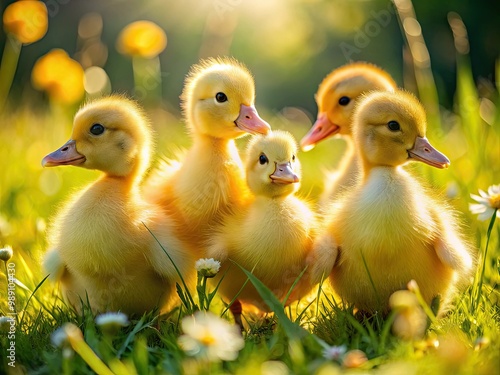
[1,22,499,375]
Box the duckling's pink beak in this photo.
[42,139,86,167]
[300,112,340,151]
[235,104,271,135]
[408,137,450,169]
[270,162,300,184]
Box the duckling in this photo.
[207,130,317,328]
[300,62,397,203]
[147,57,271,247]
[309,90,473,314]
[42,96,195,315]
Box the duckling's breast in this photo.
[330,167,453,311]
[53,182,153,277]
[219,197,316,304]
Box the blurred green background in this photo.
[1,0,499,114]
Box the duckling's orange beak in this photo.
[42,139,86,167]
[235,104,271,135]
[300,112,340,151]
[270,162,300,184]
[408,137,450,169]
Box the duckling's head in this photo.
[301,62,396,150]
[181,57,271,140]
[245,130,300,198]
[352,90,450,170]
[42,96,152,181]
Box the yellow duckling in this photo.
[147,57,271,247]
[42,96,195,315]
[207,130,317,327]
[300,62,397,203]
[309,90,474,314]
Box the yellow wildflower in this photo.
[3,0,48,44]
[116,20,167,58]
[31,49,85,104]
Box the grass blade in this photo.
[234,261,308,341]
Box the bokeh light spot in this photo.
[84,66,111,96]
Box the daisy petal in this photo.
[488,185,500,195]
[470,194,490,205]
[478,208,494,221]
[469,203,487,214]
[478,189,489,198]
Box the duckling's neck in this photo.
[173,132,248,226]
[98,174,139,195]
[192,132,233,149]
[338,136,358,175]
[189,133,243,166]
[254,193,290,203]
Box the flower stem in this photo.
[65,325,114,375]
[132,56,161,104]
[202,276,209,310]
[0,35,22,112]
[197,274,208,311]
[474,208,497,311]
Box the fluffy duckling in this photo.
[309,91,473,314]
[42,96,195,315]
[207,130,317,327]
[147,57,271,247]
[300,62,397,203]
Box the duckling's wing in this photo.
[43,249,67,281]
[145,154,183,187]
[432,207,474,273]
[308,233,339,285]
[206,235,229,262]
[435,237,473,272]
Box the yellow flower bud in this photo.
[116,20,167,58]
[0,245,13,262]
[342,349,367,368]
[3,0,48,44]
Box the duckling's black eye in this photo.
[387,121,400,131]
[90,123,105,135]
[259,154,269,165]
[338,96,350,106]
[292,155,296,161]
[215,92,228,103]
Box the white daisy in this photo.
[470,184,500,221]
[178,311,244,361]
[51,326,69,348]
[95,312,129,336]
[195,258,221,278]
[0,245,13,262]
[95,312,129,327]
[322,345,347,361]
